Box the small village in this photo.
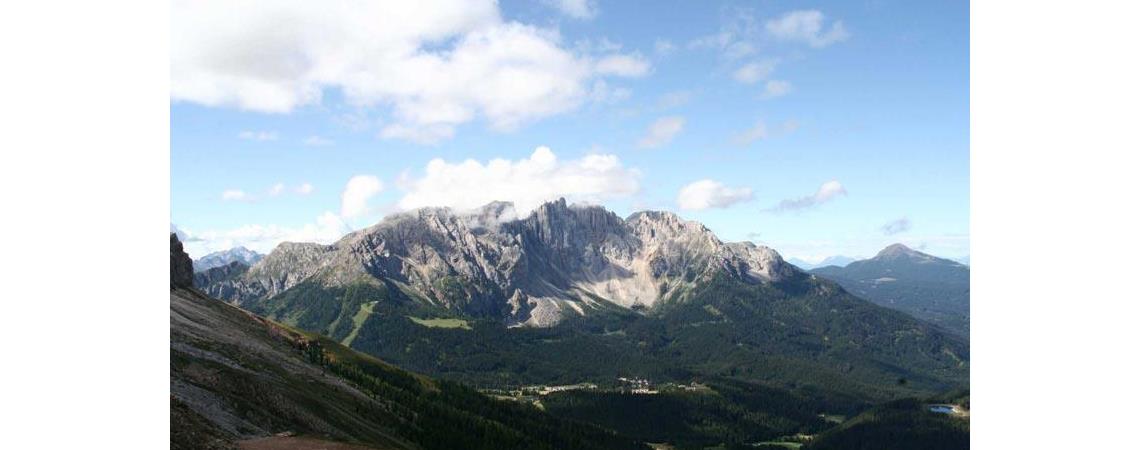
[479,377,713,405]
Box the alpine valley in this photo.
[177,199,970,449]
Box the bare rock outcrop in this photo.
[171,233,195,289]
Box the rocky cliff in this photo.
[170,233,194,289]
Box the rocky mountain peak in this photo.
[513,198,627,249]
[876,243,923,259]
[626,210,718,245]
[170,233,194,289]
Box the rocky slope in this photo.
[205,199,795,326]
[194,261,251,300]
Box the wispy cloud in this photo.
[764,180,847,212]
[881,217,912,235]
[732,121,768,147]
[222,183,313,202]
[656,90,693,110]
[544,0,598,20]
[238,130,278,142]
[303,136,334,147]
[688,11,761,60]
[731,119,799,146]
[732,60,777,84]
[221,189,250,201]
[594,54,651,77]
[637,116,685,149]
[765,10,849,48]
[761,80,793,99]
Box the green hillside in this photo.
[241,271,967,406]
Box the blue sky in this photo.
[171,0,968,262]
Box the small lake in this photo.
[929,405,955,414]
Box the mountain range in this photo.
[811,244,970,337]
[203,199,794,327]
[175,199,972,447]
[196,199,968,404]
[171,233,649,450]
[193,246,263,272]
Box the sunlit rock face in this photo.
[203,198,798,327]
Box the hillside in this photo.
[811,244,970,337]
[804,396,969,450]
[170,234,648,450]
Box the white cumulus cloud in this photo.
[677,180,754,211]
[637,116,685,149]
[295,183,314,195]
[178,212,352,258]
[340,175,384,219]
[172,0,647,144]
[397,146,640,214]
[765,10,849,48]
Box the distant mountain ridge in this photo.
[788,255,856,270]
[193,246,263,273]
[812,244,970,337]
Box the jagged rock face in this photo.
[170,233,195,289]
[204,199,797,326]
[194,261,251,300]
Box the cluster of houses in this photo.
[481,378,712,400]
[617,377,657,394]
